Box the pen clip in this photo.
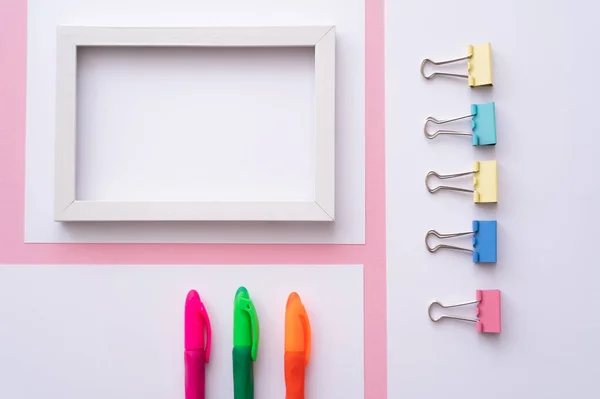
[240,298,260,362]
[199,302,212,363]
[300,310,311,366]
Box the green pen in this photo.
[232,286,259,399]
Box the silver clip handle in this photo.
[425,170,475,194]
[428,300,479,323]
[425,230,474,253]
[420,55,471,80]
[424,114,474,139]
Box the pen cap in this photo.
[185,290,211,361]
[233,286,260,361]
[285,292,311,365]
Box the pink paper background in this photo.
[0,0,386,397]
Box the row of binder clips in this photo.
[421,43,501,334]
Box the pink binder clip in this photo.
[428,289,501,333]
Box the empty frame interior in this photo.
[76,46,316,203]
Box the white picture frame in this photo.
[54,26,336,222]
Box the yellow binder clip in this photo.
[426,160,497,203]
[420,43,493,87]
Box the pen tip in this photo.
[287,292,300,307]
[236,286,248,296]
[186,289,200,302]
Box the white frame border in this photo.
[54,26,336,222]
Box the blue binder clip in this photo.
[424,102,496,146]
[471,103,496,146]
[472,220,497,262]
[425,220,497,263]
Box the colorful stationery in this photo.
[233,286,260,399]
[428,290,502,333]
[426,160,498,204]
[425,220,498,263]
[285,292,312,399]
[421,43,493,87]
[184,290,212,399]
[424,102,497,146]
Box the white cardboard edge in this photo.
[59,201,333,221]
[314,27,336,220]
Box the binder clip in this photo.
[426,160,497,203]
[424,102,496,146]
[420,43,493,87]
[428,290,501,333]
[426,220,497,263]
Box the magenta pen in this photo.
[185,290,212,399]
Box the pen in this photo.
[232,286,260,399]
[285,292,311,399]
[185,290,212,399]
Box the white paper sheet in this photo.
[25,0,365,243]
[386,0,600,398]
[0,264,364,399]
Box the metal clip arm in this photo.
[425,170,475,194]
[428,300,479,323]
[424,114,474,139]
[425,230,474,253]
[420,55,472,80]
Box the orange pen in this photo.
[284,292,311,399]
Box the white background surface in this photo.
[386,0,600,398]
[25,0,365,243]
[0,265,364,399]
[77,46,316,203]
